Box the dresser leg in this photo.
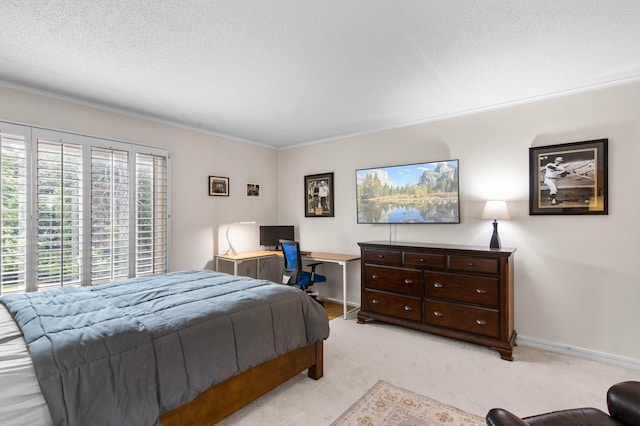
[493,331,517,361]
[356,313,367,324]
[494,347,514,361]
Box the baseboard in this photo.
[322,297,360,307]
[320,296,359,307]
[518,335,640,370]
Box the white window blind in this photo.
[91,147,130,284]
[0,127,28,294]
[135,153,167,276]
[0,121,170,293]
[36,138,84,288]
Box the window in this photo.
[91,146,130,284]
[0,124,28,294]
[36,134,84,288]
[0,122,170,294]
[135,152,168,276]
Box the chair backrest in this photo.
[280,239,302,285]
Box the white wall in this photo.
[3,80,639,366]
[0,84,279,272]
[278,81,640,365]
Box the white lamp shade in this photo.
[481,201,510,220]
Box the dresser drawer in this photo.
[448,255,498,275]
[403,252,446,270]
[425,272,499,307]
[364,249,401,266]
[363,265,422,296]
[424,300,499,338]
[363,289,421,321]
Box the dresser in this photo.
[357,241,516,360]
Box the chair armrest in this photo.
[486,408,529,426]
[306,262,323,270]
[607,381,640,425]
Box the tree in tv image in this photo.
[356,160,459,224]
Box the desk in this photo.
[215,250,360,319]
[215,250,276,276]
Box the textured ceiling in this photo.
[1,1,640,148]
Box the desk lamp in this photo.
[481,201,510,249]
[222,221,256,256]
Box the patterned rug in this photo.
[331,380,485,426]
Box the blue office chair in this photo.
[279,240,326,301]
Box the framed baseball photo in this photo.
[529,139,608,215]
[305,172,334,217]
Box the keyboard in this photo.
[299,251,311,256]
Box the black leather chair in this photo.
[486,381,640,426]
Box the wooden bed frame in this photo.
[159,340,324,425]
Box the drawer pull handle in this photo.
[378,254,385,258]
[475,288,487,294]
[433,311,443,317]
[372,299,379,304]
[372,274,379,279]
[468,262,475,267]
[404,305,412,311]
[419,258,425,262]
[476,319,487,326]
[404,279,412,284]
[433,282,443,288]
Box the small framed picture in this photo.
[529,139,608,215]
[209,176,229,196]
[305,172,334,217]
[246,183,261,198]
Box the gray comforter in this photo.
[0,270,330,426]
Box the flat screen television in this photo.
[259,225,295,249]
[356,159,460,224]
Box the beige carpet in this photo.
[218,317,638,425]
[331,380,484,426]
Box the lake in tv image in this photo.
[356,159,460,224]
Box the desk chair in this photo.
[279,240,326,303]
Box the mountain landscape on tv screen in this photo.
[356,160,459,224]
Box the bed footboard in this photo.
[159,340,324,425]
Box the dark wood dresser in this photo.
[357,241,516,360]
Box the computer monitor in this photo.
[259,225,294,250]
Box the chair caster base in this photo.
[304,290,323,305]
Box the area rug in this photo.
[331,380,484,426]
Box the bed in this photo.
[0,270,330,426]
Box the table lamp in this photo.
[481,201,510,249]
[222,221,256,256]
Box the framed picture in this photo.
[305,172,334,217]
[529,139,608,215]
[246,182,261,198]
[209,176,229,196]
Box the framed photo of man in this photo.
[529,139,608,215]
[305,173,334,217]
[209,176,229,196]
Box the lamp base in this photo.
[221,247,236,256]
[489,220,501,249]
